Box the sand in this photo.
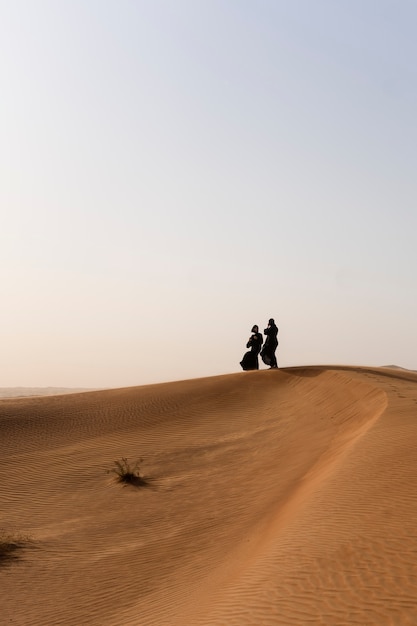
[1,366,417,625]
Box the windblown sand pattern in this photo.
[1,366,417,625]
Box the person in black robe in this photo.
[261,318,279,368]
[240,325,263,370]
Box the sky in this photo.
[1,0,416,388]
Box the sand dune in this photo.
[1,366,417,625]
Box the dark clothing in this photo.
[240,331,263,370]
[261,322,279,368]
[246,332,263,355]
[240,351,258,370]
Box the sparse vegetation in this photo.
[0,529,32,563]
[109,457,148,487]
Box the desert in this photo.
[3,1,417,624]
[2,365,417,625]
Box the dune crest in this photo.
[1,366,417,625]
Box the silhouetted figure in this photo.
[261,318,279,368]
[240,325,263,370]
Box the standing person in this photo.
[261,318,279,368]
[240,325,263,371]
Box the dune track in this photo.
[1,366,417,625]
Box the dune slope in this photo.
[1,366,417,625]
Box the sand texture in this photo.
[1,366,417,625]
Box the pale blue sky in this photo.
[1,0,416,387]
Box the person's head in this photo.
[251,325,259,333]
[268,318,275,325]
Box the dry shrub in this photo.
[0,529,32,563]
[109,458,148,487]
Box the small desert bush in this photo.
[0,529,31,563]
[109,457,147,487]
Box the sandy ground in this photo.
[1,366,417,625]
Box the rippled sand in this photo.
[1,366,417,625]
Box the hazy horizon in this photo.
[2,1,416,388]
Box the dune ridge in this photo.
[1,366,417,625]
